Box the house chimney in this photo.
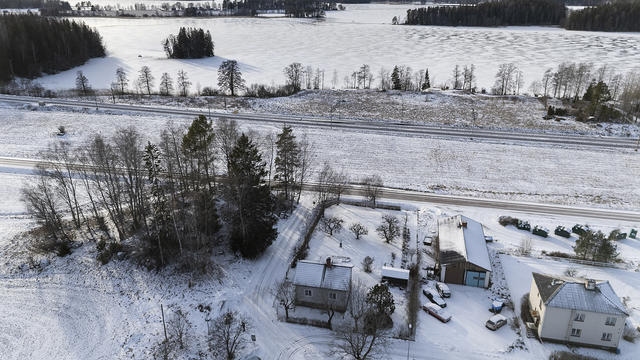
[585,279,596,290]
[326,257,332,268]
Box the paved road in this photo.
[2,156,638,222]
[0,94,637,150]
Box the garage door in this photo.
[465,271,486,287]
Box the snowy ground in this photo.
[34,4,640,92]
[1,170,639,359]
[1,101,639,209]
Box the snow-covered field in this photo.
[2,102,639,209]
[35,4,640,91]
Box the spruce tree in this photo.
[226,134,277,258]
[391,66,402,90]
[182,115,216,192]
[143,141,171,266]
[423,69,430,90]
[274,125,300,204]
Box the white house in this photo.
[529,272,628,351]
[436,215,491,288]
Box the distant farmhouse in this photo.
[529,273,628,351]
[293,258,352,312]
[436,215,491,288]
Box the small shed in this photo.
[381,266,410,287]
[436,215,491,288]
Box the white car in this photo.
[486,314,508,331]
[423,287,447,307]
[423,303,452,323]
[436,282,451,298]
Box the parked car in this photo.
[485,314,508,331]
[554,226,571,238]
[423,303,451,323]
[423,287,447,307]
[423,236,433,246]
[532,226,549,238]
[436,282,451,298]
[516,220,531,231]
[572,224,590,236]
[484,235,494,242]
[630,229,637,239]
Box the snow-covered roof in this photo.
[381,266,410,280]
[437,215,491,271]
[532,273,628,316]
[293,260,352,291]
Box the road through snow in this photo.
[0,94,637,150]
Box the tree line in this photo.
[404,0,567,27]
[564,1,640,32]
[163,27,214,59]
[0,15,105,82]
[22,118,314,268]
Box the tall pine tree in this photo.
[226,134,277,258]
[391,66,402,90]
[275,125,300,204]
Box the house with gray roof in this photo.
[293,258,352,312]
[436,215,491,288]
[529,272,629,350]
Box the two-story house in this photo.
[529,272,628,351]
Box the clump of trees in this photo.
[404,0,566,27]
[573,229,618,263]
[565,2,640,32]
[22,116,280,268]
[535,62,640,122]
[0,15,105,82]
[163,27,214,59]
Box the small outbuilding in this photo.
[436,215,491,288]
[381,266,410,287]
[529,272,628,351]
[293,258,352,312]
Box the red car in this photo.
[422,303,452,323]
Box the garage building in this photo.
[436,215,491,288]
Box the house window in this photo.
[571,328,582,337]
[329,292,337,300]
[601,333,612,341]
[539,299,542,309]
[304,289,312,297]
[574,313,585,322]
[605,317,617,326]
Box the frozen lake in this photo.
[37,4,640,91]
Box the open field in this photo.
[1,101,639,209]
[33,4,640,92]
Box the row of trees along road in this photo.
[0,15,105,82]
[22,118,314,268]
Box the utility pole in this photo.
[161,304,168,359]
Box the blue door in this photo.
[465,271,486,287]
